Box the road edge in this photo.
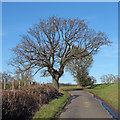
[84,90,120,119]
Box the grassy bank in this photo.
[33,90,70,119]
[84,83,119,113]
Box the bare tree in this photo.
[100,74,116,84]
[113,75,119,83]
[9,16,111,89]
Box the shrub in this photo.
[2,84,60,120]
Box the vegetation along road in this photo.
[59,90,113,118]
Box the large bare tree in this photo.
[10,16,111,89]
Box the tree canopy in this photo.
[10,16,111,88]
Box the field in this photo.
[60,85,78,90]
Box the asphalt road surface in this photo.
[59,90,113,118]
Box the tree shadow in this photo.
[65,88,83,91]
[67,95,82,105]
[62,94,82,113]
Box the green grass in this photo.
[60,85,78,90]
[32,90,70,119]
[60,85,89,91]
[84,83,119,113]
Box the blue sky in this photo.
[2,2,118,84]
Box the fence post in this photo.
[12,79,15,90]
[4,78,6,90]
[24,81,26,87]
[18,80,21,89]
[28,81,31,86]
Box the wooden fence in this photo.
[2,78,36,90]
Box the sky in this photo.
[2,2,118,84]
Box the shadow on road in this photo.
[71,95,82,99]
[62,94,82,113]
[65,88,83,91]
[63,94,82,112]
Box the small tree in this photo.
[10,16,111,89]
[100,74,116,84]
[66,52,93,87]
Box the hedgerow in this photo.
[2,84,60,120]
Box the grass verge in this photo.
[32,90,70,119]
[84,83,119,114]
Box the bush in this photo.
[2,84,60,120]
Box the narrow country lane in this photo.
[59,90,113,118]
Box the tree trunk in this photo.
[52,77,59,89]
[52,73,60,89]
[48,67,64,89]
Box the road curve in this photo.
[59,90,113,118]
